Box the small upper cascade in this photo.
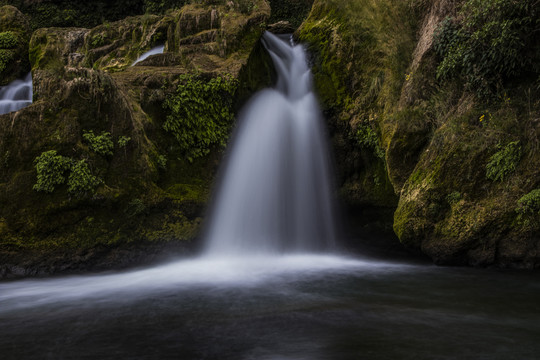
[132,45,165,66]
[0,72,33,115]
[203,32,338,257]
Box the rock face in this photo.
[0,0,270,277]
[298,0,540,268]
[0,5,31,85]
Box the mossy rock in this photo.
[0,0,272,275]
[0,5,31,85]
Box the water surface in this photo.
[1,254,538,360]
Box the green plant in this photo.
[0,32,18,49]
[125,198,147,217]
[33,150,72,193]
[446,191,462,205]
[433,0,540,98]
[83,130,114,157]
[157,154,167,169]
[516,189,540,214]
[67,159,102,196]
[163,74,238,162]
[117,136,131,148]
[90,34,107,48]
[355,124,385,160]
[486,141,522,182]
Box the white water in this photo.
[203,32,338,256]
[0,33,373,309]
[0,72,33,115]
[132,44,165,66]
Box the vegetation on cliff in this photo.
[0,0,273,276]
[298,0,540,267]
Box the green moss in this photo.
[0,31,18,48]
[0,48,14,73]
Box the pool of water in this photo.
[0,254,539,359]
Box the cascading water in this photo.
[0,72,33,115]
[203,32,338,256]
[132,45,165,66]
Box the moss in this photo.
[0,48,14,73]
[0,5,30,84]
[0,31,18,48]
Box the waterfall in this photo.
[0,72,33,115]
[132,45,165,66]
[203,32,338,256]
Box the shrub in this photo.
[486,141,521,182]
[125,198,146,217]
[446,191,462,205]
[0,32,18,49]
[516,189,540,214]
[117,136,131,148]
[157,154,167,169]
[33,150,72,193]
[67,159,102,196]
[433,0,540,98]
[355,124,385,160]
[163,74,238,162]
[83,130,114,156]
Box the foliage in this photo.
[117,136,131,148]
[516,189,540,214]
[446,191,461,205]
[157,154,167,169]
[163,74,238,162]
[355,124,385,160]
[83,130,114,157]
[125,198,147,217]
[0,31,18,49]
[90,34,107,48]
[67,159,102,196]
[485,141,521,182]
[33,151,102,195]
[433,0,540,98]
[33,150,72,193]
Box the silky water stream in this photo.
[0,33,539,359]
[0,72,32,115]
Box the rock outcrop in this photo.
[0,5,31,85]
[298,0,540,268]
[0,0,270,277]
